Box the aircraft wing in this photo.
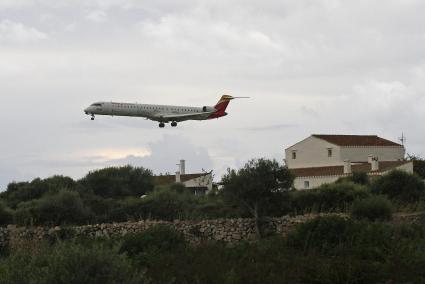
[151,112,214,122]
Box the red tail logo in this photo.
[207,95,234,119]
[214,95,234,112]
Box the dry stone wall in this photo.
[0,214,343,251]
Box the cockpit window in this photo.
[91,103,102,107]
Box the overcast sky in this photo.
[1,0,425,190]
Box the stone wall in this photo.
[0,214,332,251]
[2,213,424,251]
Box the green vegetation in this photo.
[351,195,393,221]
[291,181,370,214]
[370,170,425,203]
[2,218,425,283]
[221,158,294,237]
[0,202,13,226]
[0,159,424,226]
[0,242,148,284]
[1,158,425,283]
[14,190,91,226]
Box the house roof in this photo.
[291,161,410,178]
[153,173,209,186]
[312,134,402,147]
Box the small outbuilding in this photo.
[153,160,213,195]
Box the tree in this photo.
[0,175,77,209]
[221,158,294,238]
[79,166,154,198]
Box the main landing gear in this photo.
[158,122,177,128]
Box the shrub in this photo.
[119,225,186,259]
[79,166,153,198]
[287,216,355,254]
[370,170,425,203]
[0,176,77,209]
[138,187,198,220]
[0,202,13,225]
[14,190,91,226]
[291,182,370,214]
[118,225,187,282]
[337,172,369,185]
[286,216,395,258]
[170,183,186,193]
[351,196,393,221]
[0,243,148,284]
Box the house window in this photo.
[292,151,297,159]
[304,181,310,189]
[327,148,333,157]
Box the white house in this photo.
[153,160,214,195]
[285,135,413,190]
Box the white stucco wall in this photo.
[340,146,405,162]
[391,161,414,174]
[293,162,414,190]
[285,136,342,169]
[294,176,340,190]
[286,136,406,169]
[183,174,213,191]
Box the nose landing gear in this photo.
[91,114,95,120]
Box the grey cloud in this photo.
[1,0,425,190]
[240,124,296,132]
[0,165,24,191]
[109,135,214,175]
[0,20,48,43]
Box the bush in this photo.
[79,166,153,198]
[0,176,77,209]
[119,225,186,282]
[370,170,425,203]
[119,225,186,259]
[351,196,393,221]
[14,190,91,226]
[287,216,356,255]
[0,242,148,284]
[337,171,369,185]
[138,186,198,220]
[291,182,370,214]
[0,202,13,225]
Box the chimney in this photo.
[368,155,373,164]
[175,171,181,183]
[371,157,379,171]
[179,159,186,175]
[343,160,352,174]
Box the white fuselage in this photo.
[84,102,215,122]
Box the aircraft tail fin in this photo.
[214,95,249,112]
[214,95,235,112]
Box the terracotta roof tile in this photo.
[291,161,410,177]
[313,134,402,147]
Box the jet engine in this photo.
[202,106,215,112]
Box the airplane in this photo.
[84,95,248,128]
